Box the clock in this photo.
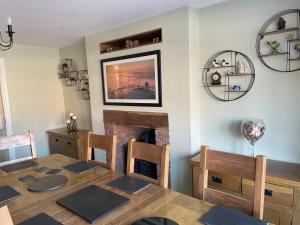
[211,71,221,85]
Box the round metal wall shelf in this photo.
[256,9,300,72]
[202,50,255,102]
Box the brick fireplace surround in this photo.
[103,110,170,179]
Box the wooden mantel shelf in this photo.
[103,110,168,129]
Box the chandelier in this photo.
[0,17,15,51]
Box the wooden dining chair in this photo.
[0,131,37,167]
[198,145,267,220]
[0,205,14,225]
[85,132,117,172]
[126,138,170,189]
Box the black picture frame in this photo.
[100,50,162,107]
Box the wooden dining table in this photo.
[0,154,212,225]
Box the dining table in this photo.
[0,154,213,225]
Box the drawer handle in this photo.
[265,189,273,196]
[212,176,223,184]
[67,141,72,145]
[55,138,59,142]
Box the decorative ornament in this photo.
[75,70,90,100]
[222,59,230,66]
[66,113,78,132]
[236,60,247,74]
[58,58,79,86]
[229,84,241,92]
[211,71,221,85]
[241,119,266,157]
[266,40,280,54]
[212,59,220,67]
[277,17,286,30]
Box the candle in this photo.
[69,112,73,117]
[7,17,12,25]
[66,120,71,124]
[73,116,77,120]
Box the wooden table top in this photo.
[1,154,212,225]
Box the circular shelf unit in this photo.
[256,9,300,72]
[202,50,255,102]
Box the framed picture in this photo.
[100,50,162,107]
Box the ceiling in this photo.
[0,0,226,48]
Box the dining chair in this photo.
[198,145,267,220]
[0,131,37,167]
[85,132,117,172]
[126,138,170,189]
[0,205,14,225]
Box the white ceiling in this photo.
[0,0,226,48]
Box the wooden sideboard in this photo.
[47,128,90,160]
[190,154,300,225]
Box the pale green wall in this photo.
[197,0,300,160]
[59,41,92,130]
[0,45,65,157]
[85,7,195,194]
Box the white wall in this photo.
[198,0,300,161]
[85,7,195,194]
[0,45,65,157]
[59,41,92,130]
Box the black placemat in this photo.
[0,185,21,204]
[63,161,99,174]
[19,175,35,182]
[1,160,37,173]
[17,213,63,225]
[200,205,269,225]
[34,166,49,173]
[107,175,151,194]
[27,175,68,192]
[57,185,129,224]
[46,169,62,175]
[132,217,178,225]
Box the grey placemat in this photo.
[132,217,178,225]
[1,160,37,173]
[46,169,62,175]
[17,213,63,225]
[0,185,22,204]
[63,161,99,174]
[19,175,35,182]
[27,175,68,192]
[56,185,129,224]
[200,205,269,225]
[107,175,151,194]
[34,167,49,173]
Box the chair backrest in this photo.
[126,138,170,189]
[86,132,117,172]
[0,131,37,167]
[198,145,267,220]
[0,205,14,225]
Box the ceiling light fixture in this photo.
[0,17,15,51]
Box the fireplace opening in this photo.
[123,129,158,179]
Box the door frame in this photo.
[0,57,14,159]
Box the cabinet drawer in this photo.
[49,135,64,153]
[63,138,78,159]
[264,204,292,225]
[208,171,242,194]
[242,179,294,207]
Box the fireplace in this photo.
[103,110,170,184]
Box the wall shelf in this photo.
[99,28,162,54]
[261,52,289,57]
[259,27,299,37]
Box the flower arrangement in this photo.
[66,112,78,132]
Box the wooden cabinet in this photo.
[47,128,90,160]
[190,154,300,225]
